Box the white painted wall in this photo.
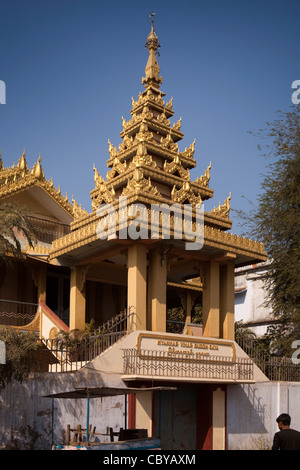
[235,263,273,336]
[0,373,126,449]
[227,381,300,450]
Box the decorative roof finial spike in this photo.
[142,12,162,88]
[150,11,155,31]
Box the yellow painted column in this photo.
[30,263,46,303]
[202,260,220,338]
[212,387,226,450]
[148,247,167,332]
[69,266,87,331]
[135,391,153,437]
[127,244,147,330]
[180,291,197,335]
[220,260,235,340]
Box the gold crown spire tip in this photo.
[145,11,160,51]
[143,12,162,87]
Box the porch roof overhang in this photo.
[44,385,177,399]
[49,231,267,273]
[48,192,267,268]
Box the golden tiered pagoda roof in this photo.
[89,18,217,218]
[49,16,266,266]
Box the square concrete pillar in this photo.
[202,260,220,338]
[127,244,147,330]
[69,266,87,331]
[212,387,226,450]
[135,391,153,437]
[148,247,167,332]
[220,260,235,340]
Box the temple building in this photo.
[0,15,268,450]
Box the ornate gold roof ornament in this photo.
[181,139,196,160]
[119,134,134,152]
[72,195,88,220]
[93,164,102,188]
[211,192,231,218]
[106,155,127,181]
[166,97,173,111]
[172,117,182,132]
[164,154,190,180]
[133,89,165,110]
[18,149,28,172]
[142,12,162,88]
[92,165,115,208]
[156,111,170,127]
[135,121,154,143]
[131,92,143,110]
[32,154,44,179]
[122,167,160,197]
[141,105,154,121]
[108,139,119,159]
[160,133,179,152]
[129,142,157,169]
[195,162,212,187]
[171,180,202,207]
[122,116,127,130]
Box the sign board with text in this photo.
[136,333,235,362]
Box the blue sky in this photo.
[0,0,299,234]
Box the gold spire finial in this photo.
[34,153,44,179]
[145,11,159,52]
[142,12,162,88]
[150,11,155,31]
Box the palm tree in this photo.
[0,202,36,265]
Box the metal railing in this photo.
[44,309,135,372]
[266,357,300,382]
[0,299,39,327]
[235,331,300,382]
[235,330,268,376]
[27,216,70,244]
[122,349,254,382]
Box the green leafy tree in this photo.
[0,202,36,265]
[0,327,40,388]
[238,106,300,354]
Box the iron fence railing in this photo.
[235,330,268,376]
[122,348,254,382]
[44,309,135,372]
[0,299,39,327]
[235,331,300,382]
[27,216,70,244]
[266,357,300,382]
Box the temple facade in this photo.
[0,16,268,450]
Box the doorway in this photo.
[46,270,70,326]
